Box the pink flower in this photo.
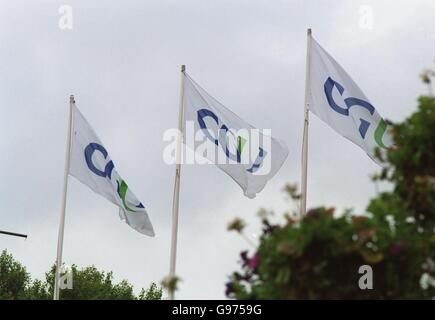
[248,254,261,269]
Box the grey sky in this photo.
[0,0,434,299]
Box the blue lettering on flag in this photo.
[84,143,114,179]
[324,77,376,139]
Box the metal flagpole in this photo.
[53,95,75,300]
[168,65,186,300]
[300,29,312,219]
[0,230,27,239]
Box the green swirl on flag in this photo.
[374,118,389,149]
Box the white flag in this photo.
[69,105,155,236]
[309,37,393,161]
[183,73,289,198]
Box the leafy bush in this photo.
[227,95,435,299]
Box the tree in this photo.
[226,93,435,299]
[138,282,163,300]
[0,250,163,300]
[370,96,435,231]
[0,250,30,300]
[40,265,136,300]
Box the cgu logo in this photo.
[197,108,267,173]
[324,77,389,148]
[84,143,144,212]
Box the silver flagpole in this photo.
[53,95,74,300]
[300,29,312,219]
[168,65,186,300]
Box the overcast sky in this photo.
[0,0,434,299]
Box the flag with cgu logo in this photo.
[308,37,393,162]
[182,73,289,198]
[69,105,155,236]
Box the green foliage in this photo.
[41,265,136,300]
[373,96,435,230]
[138,282,163,300]
[0,250,162,300]
[0,250,30,300]
[227,95,435,299]
[25,278,51,300]
[161,275,181,299]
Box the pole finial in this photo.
[69,95,75,104]
[307,28,312,36]
[181,65,186,72]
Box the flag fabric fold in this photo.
[183,73,289,198]
[69,105,155,236]
[308,37,393,162]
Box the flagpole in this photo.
[53,95,74,300]
[300,29,312,219]
[168,65,185,300]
